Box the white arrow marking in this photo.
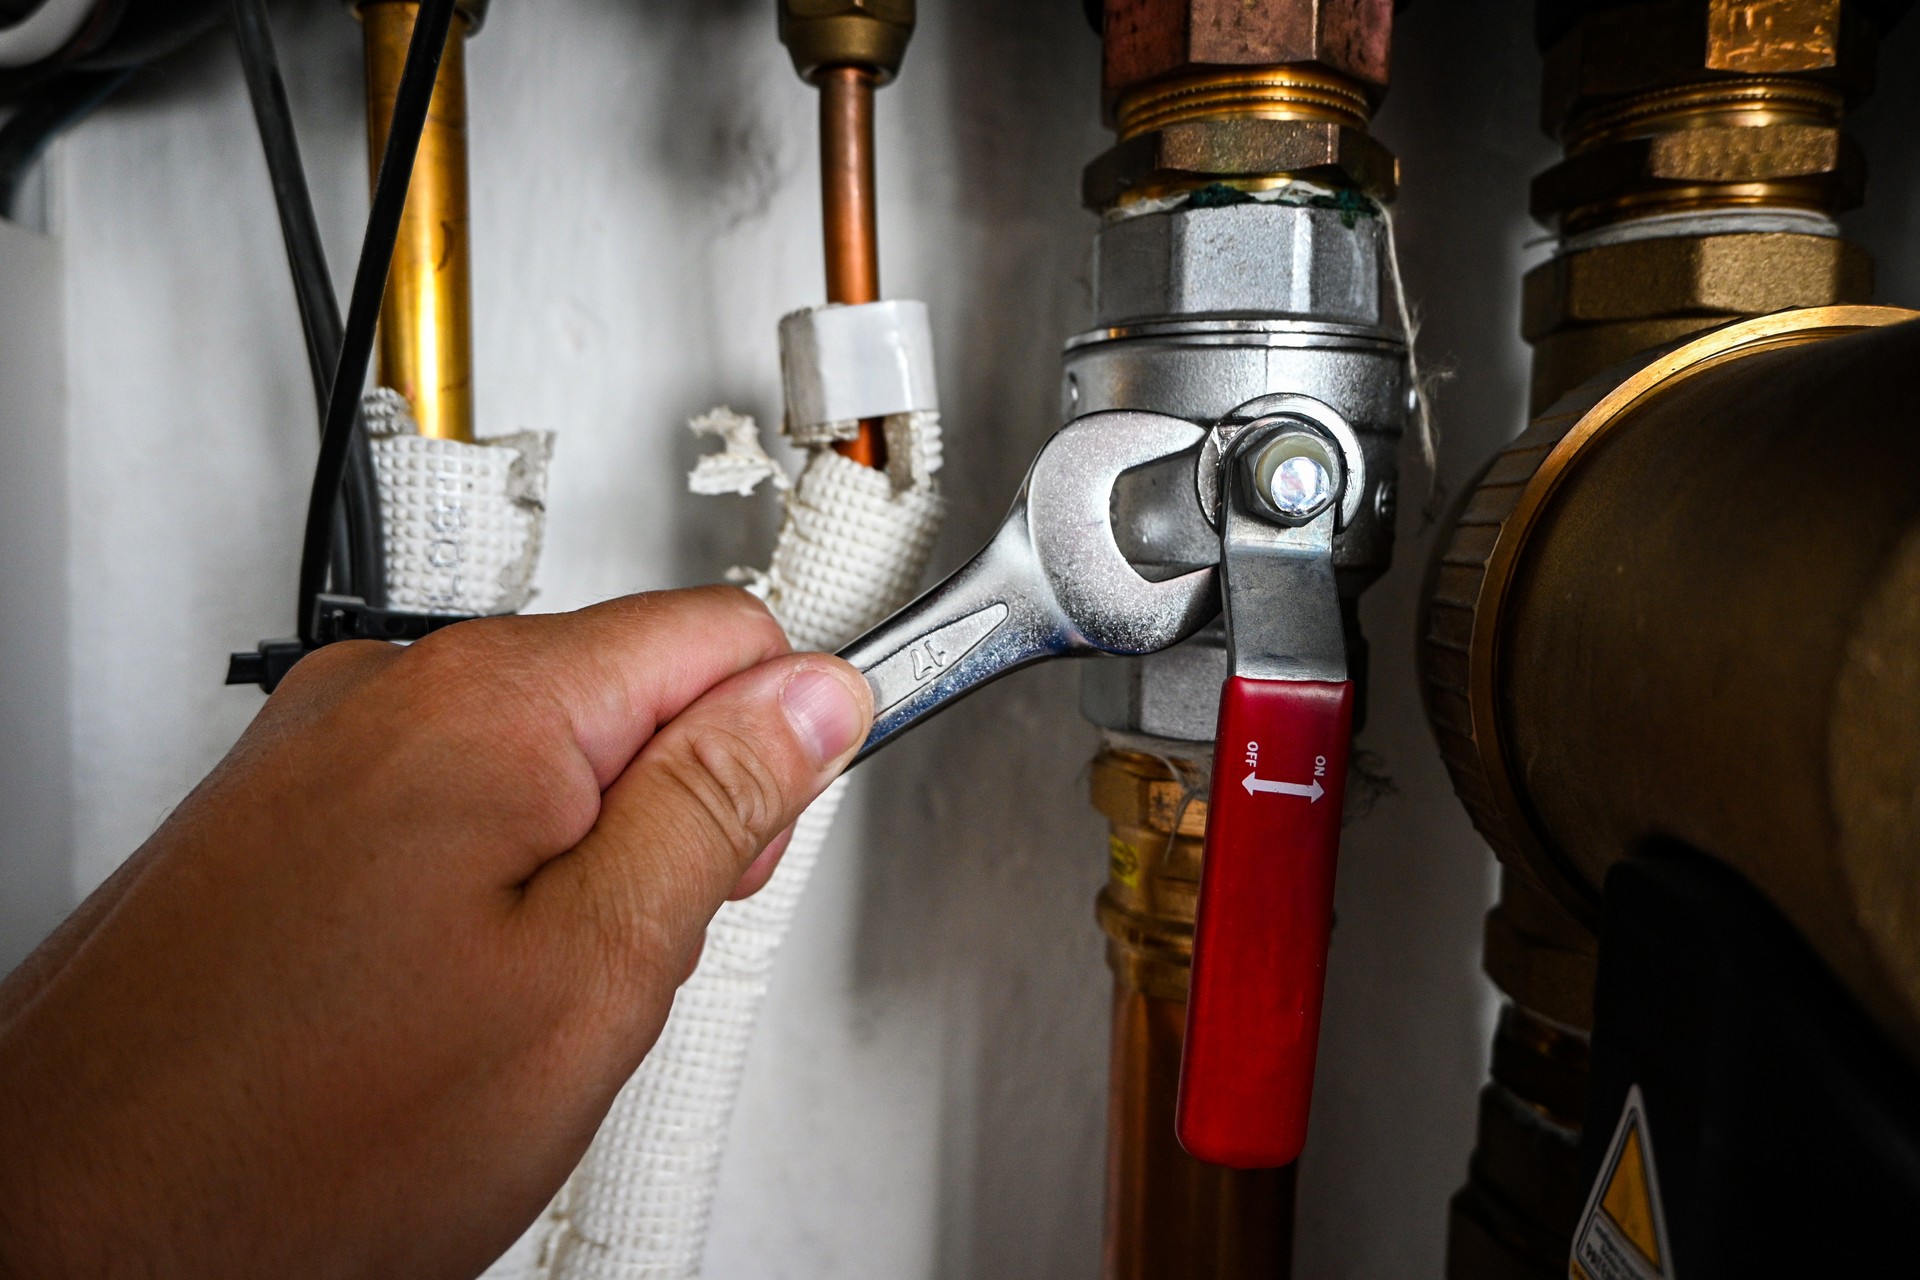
[1242,773,1325,802]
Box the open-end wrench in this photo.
[837,399,1360,1173]
[837,410,1218,762]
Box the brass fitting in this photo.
[1101,0,1392,121]
[1091,748,1297,1278]
[1532,1,1884,238]
[1524,228,1875,409]
[1520,2,1887,407]
[1540,0,1884,139]
[1085,0,1396,211]
[1083,116,1397,210]
[1092,748,1208,1004]
[1524,231,1869,338]
[1436,307,1920,1280]
[1481,872,1599,1033]
[777,0,916,85]
[1534,108,1865,231]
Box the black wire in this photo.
[229,0,385,606]
[0,68,133,222]
[297,0,456,643]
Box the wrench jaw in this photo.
[836,410,1218,764]
[1029,411,1218,656]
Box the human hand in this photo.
[0,587,872,1279]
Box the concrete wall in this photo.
[6,0,1918,1274]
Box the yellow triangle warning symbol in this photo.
[1569,1086,1675,1280]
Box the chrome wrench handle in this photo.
[836,411,1218,765]
[839,503,1069,763]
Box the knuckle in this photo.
[661,722,789,864]
[392,621,601,847]
[273,638,392,700]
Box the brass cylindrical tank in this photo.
[1423,305,1920,1058]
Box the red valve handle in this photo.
[1177,677,1354,1168]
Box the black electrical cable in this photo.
[229,0,385,606]
[296,0,455,644]
[0,68,132,221]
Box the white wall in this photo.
[0,219,69,979]
[12,0,1920,1275]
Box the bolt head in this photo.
[1248,428,1342,524]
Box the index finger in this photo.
[401,585,792,790]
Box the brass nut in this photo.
[1468,1085,1586,1238]
[1531,123,1865,226]
[1530,316,1726,411]
[1101,0,1393,117]
[1541,0,1881,136]
[778,0,916,83]
[1489,1003,1592,1130]
[1083,117,1398,210]
[1522,231,1873,341]
[1482,903,1599,1030]
[1093,749,1209,1001]
[1090,749,1211,837]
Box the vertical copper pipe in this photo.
[362,2,475,442]
[818,65,886,468]
[1106,987,1297,1280]
[1095,749,1297,1278]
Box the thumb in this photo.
[524,654,872,996]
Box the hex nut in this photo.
[1101,0,1393,112]
[1530,316,1727,412]
[1095,200,1387,327]
[1531,123,1865,223]
[778,0,916,83]
[1482,902,1599,1031]
[1522,231,1873,340]
[1540,0,1881,136]
[1083,634,1232,742]
[1082,116,1398,209]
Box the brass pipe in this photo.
[817,65,886,470]
[362,1,475,443]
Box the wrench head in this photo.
[1026,411,1219,655]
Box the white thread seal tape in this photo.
[779,300,940,438]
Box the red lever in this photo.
[1177,677,1354,1168]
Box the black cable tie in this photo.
[227,598,479,692]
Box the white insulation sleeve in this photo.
[779,300,939,445]
[483,389,947,1280]
[363,389,553,615]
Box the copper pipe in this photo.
[818,64,886,469]
[1106,986,1296,1280]
[1093,749,1295,1278]
[362,2,475,442]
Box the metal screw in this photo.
[1247,429,1343,524]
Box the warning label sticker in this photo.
[1570,1085,1676,1280]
